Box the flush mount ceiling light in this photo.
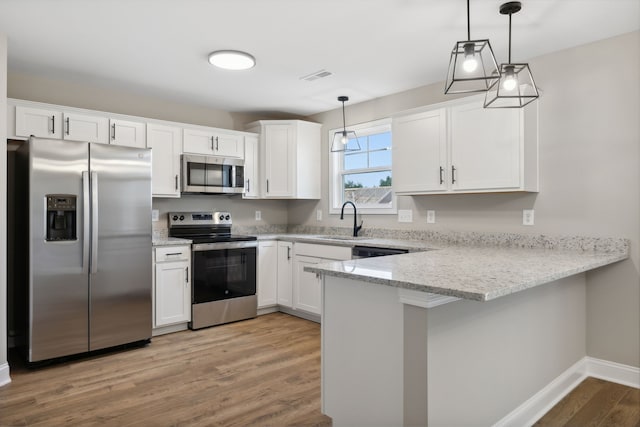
[331,96,361,153]
[208,50,255,70]
[445,0,500,94]
[484,2,539,108]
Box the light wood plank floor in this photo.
[534,376,640,427]
[2,312,638,426]
[0,313,331,426]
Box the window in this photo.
[329,118,395,214]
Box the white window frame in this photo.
[329,118,396,215]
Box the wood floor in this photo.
[1,312,638,426]
[0,313,331,427]
[534,376,640,427]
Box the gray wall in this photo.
[296,31,640,367]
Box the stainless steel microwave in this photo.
[181,155,245,194]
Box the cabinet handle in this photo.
[185,267,189,284]
[210,136,214,151]
[166,252,181,256]
[51,115,55,134]
[246,179,250,192]
[175,175,179,191]
[439,166,444,185]
[266,179,269,193]
[215,136,219,151]
[65,117,70,135]
[451,165,457,184]
[111,123,116,140]
[287,246,291,260]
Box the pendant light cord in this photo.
[466,0,471,40]
[508,12,512,63]
[342,101,347,133]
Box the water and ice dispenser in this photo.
[45,195,77,242]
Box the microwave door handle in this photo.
[91,172,99,274]
[82,171,90,274]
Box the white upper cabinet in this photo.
[146,123,182,198]
[64,112,109,144]
[109,118,146,148]
[15,106,62,139]
[393,95,538,195]
[183,127,244,158]
[243,134,260,199]
[245,120,321,199]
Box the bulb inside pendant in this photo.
[502,66,517,91]
[462,43,478,73]
[340,131,348,145]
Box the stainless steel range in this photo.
[168,211,257,329]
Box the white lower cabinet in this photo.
[153,245,191,330]
[277,241,294,308]
[257,241,278,308]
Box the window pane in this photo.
[344,152,367,170]
[368,132,392,151]
[369,149,392,168]
[342,171,393,206]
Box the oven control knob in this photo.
[219,215,225,221]
[172,215,178,221]
[179,215,185,221]
[225,215,230,220]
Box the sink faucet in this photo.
[340,201,363,237]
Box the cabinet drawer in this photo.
[155,246,190,262]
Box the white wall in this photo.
[1,32,9,385]
[298,32,640,367]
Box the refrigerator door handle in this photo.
[82,171,90,274]
[91,171,99,274]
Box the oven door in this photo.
[191,242,257,303]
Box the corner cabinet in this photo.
[243,134,260,199]
[257,240,278,308]
[147,123,182,198]
[392,95,538,195]
[277,241,294,308]
[153,245,191,333]
[245,120,321,199]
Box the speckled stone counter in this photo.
[152,237,192,247]
[305,246,628,301]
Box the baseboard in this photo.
[493,357,639,427]
[0,362,11,387]
[585,356,640,388]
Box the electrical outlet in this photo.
[426,210,436,224]
[398,209,413,223]
[316,209,323,221]
[151,209,159,222]
[523,209,534,226]
[255,210,262,221]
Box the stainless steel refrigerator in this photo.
[15,136,152,362]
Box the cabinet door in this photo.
[276,242,293,307]
[449,102,522,191]
[264,124,293,198]
[293,255,322,315]
[15,106,62,139]
[147,123,181,197]
[64,112,109,144]
[109,119,146,148]
[214,131,244,158]
[183,128,215,155]
[243,135,260,199]
[257,241,278,308]
[155,260,190,327]
[393,109,447,193]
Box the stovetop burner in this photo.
[167,211,257,244]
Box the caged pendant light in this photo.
[445,0,500,94]
[331,96,361,153]
[484,1,539,108]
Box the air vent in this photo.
[300,69,333,82]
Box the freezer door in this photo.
[27,138,89,362]
[89,143,152,351]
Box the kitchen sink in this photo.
[315,235,371,241]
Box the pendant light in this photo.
[484,2,539,108]
[445,0,500,94]
[331,96,361,153]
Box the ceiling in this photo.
[0,0,638,116]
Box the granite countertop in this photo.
[303,244,629,302]
[256,233,437,252]
[152,237,192,247]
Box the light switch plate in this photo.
[398,209,413,223]
[523,209,534,226]
[426,210,436,224]
[151,209,159,222]
[255,210,262,221]
[316,209,322,221]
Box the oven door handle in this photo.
[191,241,258,251]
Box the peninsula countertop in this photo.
[304,244,628,302]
